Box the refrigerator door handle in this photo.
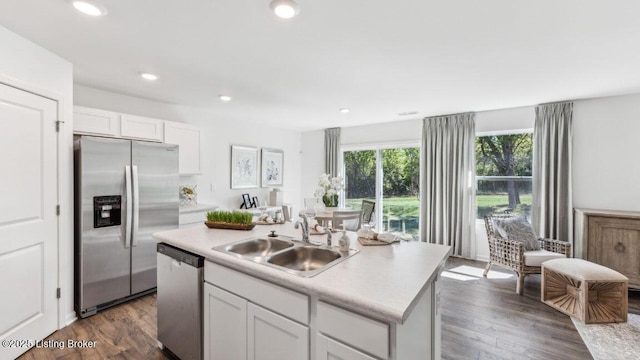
[124,165,132,249]
[132,165,140,247]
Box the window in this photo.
[342,145,420,239]
[475,132,533,219]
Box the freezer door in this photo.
[75,136,131,312]
[131,141,179,294]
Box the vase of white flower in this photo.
[314,173,344,208]
[322,194,339,207]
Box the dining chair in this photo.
[361,200,375,224]
[332,210,362,231]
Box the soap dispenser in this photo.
[338,226,351,252]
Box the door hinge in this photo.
[55,120,64,132]
[56,205,61,216]
[56,288,61,299]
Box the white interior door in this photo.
[0,83,58,359]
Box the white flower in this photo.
[314,173,345,198]
[331,176,344,190]
[318,173,331,187]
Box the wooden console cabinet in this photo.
[575,208,640,289]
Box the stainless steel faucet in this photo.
[294,214,311,243]
[326,231,332,248]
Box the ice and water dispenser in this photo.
[93,195,122,228]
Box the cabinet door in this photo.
[73,105,119,136]
[164,121,201,174]
[204,283,248,360]
[433,275,441,360]
[587,216,640,287]
[120,113,164,141]
[316,334,378,360]
[248,303,309,360]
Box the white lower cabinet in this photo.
[204,283,247,360]
[316,301,388,359]
[204,262,309,360]
[203,261,442,360]
[316,334,377,360]
[248,303,309,360]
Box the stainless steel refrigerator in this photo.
[74,135,179,318]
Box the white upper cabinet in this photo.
[120,113,164,142]
[164,121,201,174]
[73,106,202,175]
[73,105,119,136]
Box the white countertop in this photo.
[153,222,451,324]
[179,203,218,214]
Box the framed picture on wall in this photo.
[261,148,284,187]
[231,145,259,189]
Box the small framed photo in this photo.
[240,193,252,209]
[252,196,259,208]
[231,145,259,189]
[261,149,284,187]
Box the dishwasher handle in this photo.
[157,243,204,268]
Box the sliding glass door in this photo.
[342,145,420,239]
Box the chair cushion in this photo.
[542,258,628,281]
[523,249,565,267]
[492,215,541,250]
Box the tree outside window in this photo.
[476,133,533,219]
[343,147,420,238]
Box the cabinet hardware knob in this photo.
[615,242,626,252]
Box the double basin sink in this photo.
[213,235,359,277]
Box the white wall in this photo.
[74,85,303,212]
[573,93,640,212]
[0,25,74,327]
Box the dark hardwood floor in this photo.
[18,294,170,360]
[19,257,640,360]
[440,257,638,360]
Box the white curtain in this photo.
[324,128,340,177]
[532,101,573,244]
[420,113,476,257]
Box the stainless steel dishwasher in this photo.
[157,243,204,360]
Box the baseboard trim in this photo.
[65,311,77,327]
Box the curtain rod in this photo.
[423,111,475,120]
[537,100,574,106]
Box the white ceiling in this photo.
[1,0,640,131]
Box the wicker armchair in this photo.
[483,214,572,295]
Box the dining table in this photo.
[313,208,361,227]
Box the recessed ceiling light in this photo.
[270,0,300,19]
[140,73,158,81]
[339,108,350,113]
[69,0,107,16]
[396,111,418,116]
[219,95,232,102]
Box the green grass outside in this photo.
[476,194,532,219]
[346,193,532,222]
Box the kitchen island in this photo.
[153,221,451,360]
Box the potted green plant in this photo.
[205,210,255,230]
